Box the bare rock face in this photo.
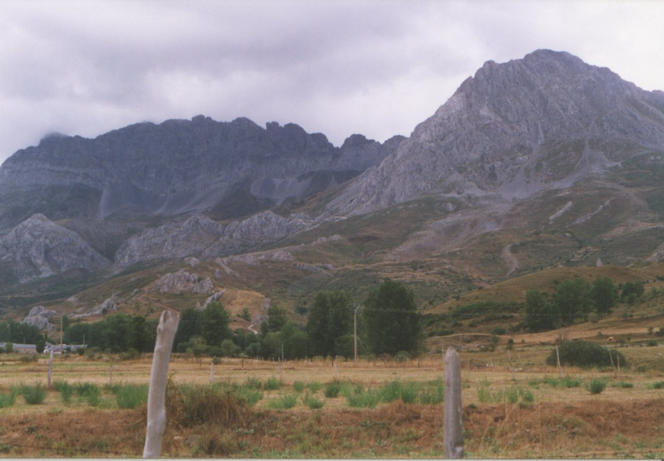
[153,269,214,294]
[115,211,311,267]
[22,305,57,331]
[72,295,118,319]
[0,214,110,283]
[326,49,664,217]
[0,116,395,228]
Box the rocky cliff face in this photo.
[0,116,398,228]
[326,50,664,216]
[115,210,312,267]
[0,214,109,283]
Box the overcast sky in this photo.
[1,0,663,161]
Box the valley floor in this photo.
[0,345,663,458]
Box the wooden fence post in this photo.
[48,350,53,389]
[555,345,562,378]
[109,363,114,386]
[209,360,215,384]
[143,310,180,458]
[444,347,464,458]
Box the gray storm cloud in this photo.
[1,0,663,162]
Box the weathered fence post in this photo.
[143,310,180,459]
[444,347,464,458]
[333,359,339,380]
[555,345,562,378]
[608,349,616,378]
[109,363,114,386]
[47,350,54,389]
[209,360,215,384]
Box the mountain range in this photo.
[1,49,663,324]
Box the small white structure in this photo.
[0,342,37,354]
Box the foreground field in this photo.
[0,343,663,457]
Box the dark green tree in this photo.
[202,302,231,347]
[525,289,558,331]
[174,308,203,351]
[590,276,618,315]
[306,290,352,357]
[266,305,287,333]
[553,278,591,325]
[363,279,422,356]
[621,281,644,304]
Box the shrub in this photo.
[235,388,263,406]
[0,390,16,408]
[54,381,74,403]
[267,394,297,410]
[303,393,325,409]
[19,383,47,405]
[169,384,247,427]
[244,378,262,389]
[399,382,419,404]
[587,379,607,394]
[611,381,633,388]
[263,377,280,391]
[74,382,101,406]
[306,382,322,392]
[418,379,444,404]
[650,381,664,389]
[379,381,402,403]
[324,381,341,398]
[394,351,411,362]
[292,381,305,393]
[546,340,627,368]
[346,388,381,408]
[115,384,148,409]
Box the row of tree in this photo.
[171,279,423,359]
[525,276,643,331]
[0,320,45,352]
[1,278,422,359]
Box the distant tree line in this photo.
[525,276,644,331]
[172,278,423,360]
[0,320,45,353]
[3,279,422,359]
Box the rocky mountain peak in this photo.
[326,50,664,216]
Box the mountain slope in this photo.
[326,49,664,217]
[0,116,400,228]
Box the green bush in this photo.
[235,388,263,406]
[611,381,633,388]
[74,382,101,406]
[303,393,325,409]
[0,389,17,408]
[587,378,607,394]
[19,383,47,405]
[292,381,305,393]
[346,388,382,408]
[306,382,322,392]
[399,382,419,404]
[54,381,74,403]
[324,381,341,398]
[394,351,411,362]
[418,380,444,405]
[172,384,246,427]
[650,381,664,389]
[267,394,297,410]
[243,378,262,389]
[546,341,627,368]
[263,377,280,390]
[115,384,148,409]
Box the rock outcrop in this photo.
[115,211,311,267]
[0,214,110,283]
[22,305,57,331]
[153,269,214,294]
